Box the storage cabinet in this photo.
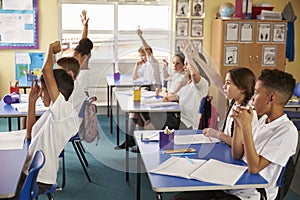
[210,19,287,120]
[211,19,287,80]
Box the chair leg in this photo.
[78,141,86,153]
[57,151,66,190]
[75,141,89,167]
[47,193,55,200]
[71,141,92,182]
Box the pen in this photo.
[185,156,194,164]
[170,152,197,156]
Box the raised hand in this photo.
[81,10,89,26]
[28,79,40,104]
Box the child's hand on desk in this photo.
[203,128,220,139]
[155,88,162,96]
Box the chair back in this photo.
[275,157,295,200]
[20,150,45,200]
[294,82,300,98]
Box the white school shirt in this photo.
[226,114,298,200]
[169,71,187,93]
[133,55,162,86]
[23,93,80,184]
[177,77,209,129]
[69,78,86,124]
[76,69,90,95]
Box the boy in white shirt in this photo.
[171,69,298,200]
[13,41,80,199]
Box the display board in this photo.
[0,0,38,49]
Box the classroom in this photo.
[0,0,300,200]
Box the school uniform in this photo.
[169,71,187,93]
[69,71,87,124]
[177,77,209,130]
[133,54,162,87]
[23,93,80,184]
[226,114,298,200]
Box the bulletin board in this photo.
[0,0,38,49]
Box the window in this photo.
[59,1,172,62]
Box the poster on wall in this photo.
[225,22,239,42]
[0,0,38,49]
[272,23,286,43]
[176,0,190,16]
[224,45,238,66]
[191,0,204,17]
[176,18,189,37]
[191,19,203,37]
[240,22,254,42]
[15,52,44,84]
[262,46,276,66]
[258,23,271,42]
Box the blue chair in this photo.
[20,150,45,200]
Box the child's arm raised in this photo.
[42,41,61,103]
[26,79,40,140]
[81,10,89,39]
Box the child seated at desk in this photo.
[156,52,187,95]
[12,41,80,199]
[163,41,209,130]
[203,67,257,146]
[171,69,298,200]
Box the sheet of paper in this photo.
[174,134,220,145]
[141,91,157,98]
[147,102,178,108]
[11,102,48,113]
[150,157,206,179]
[189,159,247,186]
[0,130,26,150]
[141,131,159,142]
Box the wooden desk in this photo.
[134,130,268,200]
[115,91,181,182]
[0,140,28,199]
[106,74,151,133]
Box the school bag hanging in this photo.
[79,96,100,144]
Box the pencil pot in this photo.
[10,86,20,94]
[133,86,141,102]
[114,72,120,82]
[3,92,20,105]
[159,131,174,150]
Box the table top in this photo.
[0,100,44,117]
[134,130,268,193]
[285,99,300,108]
[0,140,28,198]
[115,91,181,113]
[106,74,151,87]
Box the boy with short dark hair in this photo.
[13,41,80,199]
[171,69,298,200]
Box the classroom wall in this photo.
[0,0,299,98]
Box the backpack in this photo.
[198,95,219,129]
[79,96,100,144]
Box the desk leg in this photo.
[116,101,120,145]
[125,112,129,182]
[136,146,141,200]
[17,117,20,130]
[8,117,12,131]
[110,86,113,133]
[107,84,109,117]
[156,193,163,200]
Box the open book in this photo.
[0,129,26,150]
[150,157,247,186]
[174,134,220,145]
